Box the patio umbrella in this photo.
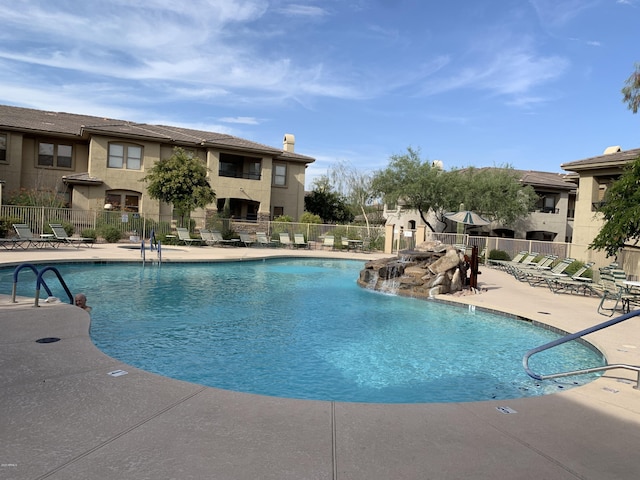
[444,210,490,226]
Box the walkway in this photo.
[1,244,640,479]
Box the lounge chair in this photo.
[279,232,294,248]
[546,262,595,295]
[0,236,26,250]
[494,251,539,274]
[322,235,335,250]
[201,230,237,247]
[519,258,575,287]
[294,233,309,249]
[238,232,255,247]
[175,227,204,246]
[14,223,58,249]
[256,232,277,247]
[488,251,527,270]
[596,268,628,316]
[49,223,94,248]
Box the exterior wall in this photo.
[567,170,620,264]
[269,161,306,220]
[206,150,273,219]
[1,132,25,199]
[0,132,90,202]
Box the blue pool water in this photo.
[3,259,604,403]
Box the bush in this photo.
[222,227,238,241]
[489,249,510,261]
[99,225,122,243]
[563,260,593,278]
[81,229,97,241]
[0,216,22,238]
[299,212,322,224]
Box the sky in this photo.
[1,0,639,188]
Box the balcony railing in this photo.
[218,171,261,180]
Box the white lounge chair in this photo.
[294,233,309,249]
[279,232,294,248]
[49,223,94,248]
[176,227,204,246]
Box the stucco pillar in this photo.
[384,224,395,254]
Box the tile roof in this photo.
[0,104,314,163]
[516,170,575,190]
[561,147,640,171]
[457,166,575,190]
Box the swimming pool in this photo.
[3,259,604,403]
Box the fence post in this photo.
[40,206,45,234]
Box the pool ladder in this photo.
[141,233,162,267]
[11,263,74,306]
[523,309,640,389]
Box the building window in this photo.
[37,142,73,168]
[108,143,142,170]
[0,133,6,162]
[273,163,287,186]
[105,190,141,212]
[218,153,261,180]
[273,206,284,218]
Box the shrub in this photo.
[81,229,97,241]
[563,260,593,278]
[489,249,510,261]
[99,225,122,243]
[0,216,22,238]
[222,227,238,241]
[299,212,322,224]
[273,215,293,222]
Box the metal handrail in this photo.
[12,263,53,303]
[523,309,640,389]
[35,266,74,306]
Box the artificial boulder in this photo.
[358,241,468,299]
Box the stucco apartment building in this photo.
[384,168,577,243]
[0,104,314,224]
[561,145,640,266]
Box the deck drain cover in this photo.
[36,337,61,344]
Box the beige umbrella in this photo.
[444,210,490,226]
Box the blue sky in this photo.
[1,0,638,188]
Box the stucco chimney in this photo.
[283,133,295,153]
[603,146,622,154]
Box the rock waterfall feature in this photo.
[358,241,469,298]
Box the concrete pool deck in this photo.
[2,244,640,479]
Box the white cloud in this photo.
[528,0,600,27]
[219,116,261,125]
[276,4,329,17]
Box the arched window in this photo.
[105,190,141,212]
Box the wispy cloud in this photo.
[276,4,329,17]
[421,31,568,107]
[219,116,261,125]
[0,0,360,111]
[528,0,600,27]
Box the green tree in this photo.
[304,176,354,224]
[622,63,640,113]
[372,148,537,231]
[141,147,216,227]
[454,166,537,225]
[371,147,447,231]
[590,156,640,257]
